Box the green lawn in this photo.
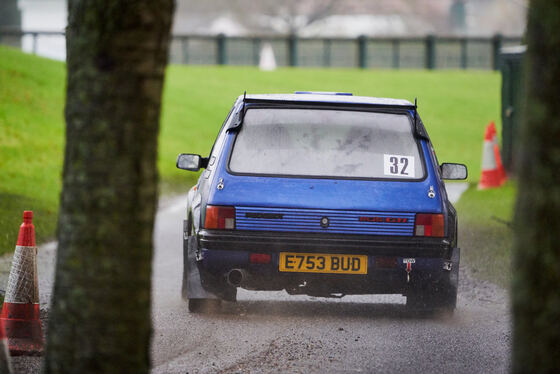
[1,45,505,255]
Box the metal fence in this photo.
[500,46,525,173]
[1,29,522,70]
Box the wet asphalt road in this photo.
[9,183,511,373]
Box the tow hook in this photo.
[403,258,415,283]
[443,261,453,271]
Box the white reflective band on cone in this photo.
[4,246,39,304]
[481,141,497,170]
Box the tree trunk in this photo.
[512,1,560,372]
[44,1,174,373]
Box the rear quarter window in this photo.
[229,108,425,180]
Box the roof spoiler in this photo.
[228,93,429,140]
[228,91,247,132]
[413,98,429,140]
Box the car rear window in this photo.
[229,108,425,179]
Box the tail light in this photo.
[415,213,444,237]
[205,205,235,229]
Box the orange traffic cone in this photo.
[0,211,44,356]
[487,121,508,184]
[479,122,506,189]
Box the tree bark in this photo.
[512,1,560,372]
[44,1,173,373]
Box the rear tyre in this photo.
[188,298,221,313]
[181,235,191,301]
[406,282,457,314]
[440,283,458,311]
[183,230,232,310]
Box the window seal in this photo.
[224,107,429,183]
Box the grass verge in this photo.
[456,181,516,288]
[1,45,503,255]
[0,47,65,254]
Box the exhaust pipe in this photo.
[226,269,249,287]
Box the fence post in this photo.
[425,35,436,69]
[181,37,189,64]
[32,32,38,55]
[460,38,468,69]
[252,37,261,66]
[357,35,367,69]
[288,34,298,67]
[492,33,503,70]
[392,39,400,69]
[216,33,226,65]
[323,39,331,67]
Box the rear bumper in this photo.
[199,230,452,257]
[195,230,457,296]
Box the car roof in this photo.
[242,93,414,107]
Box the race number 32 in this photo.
[384,154,415,177]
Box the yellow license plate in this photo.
[279,252,368,275]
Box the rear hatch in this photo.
[207,106,443,237]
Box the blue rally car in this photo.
[177,92,467,313]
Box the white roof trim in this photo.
[243,94,413,106]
